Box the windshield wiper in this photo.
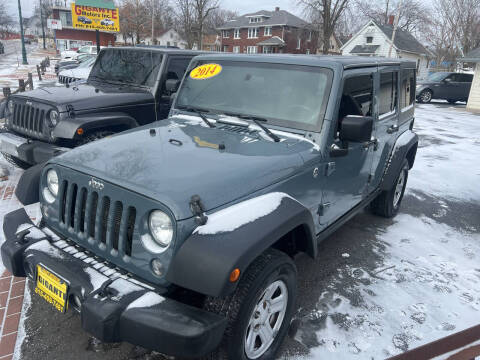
[224,112,280,142]
[177,106,215,128]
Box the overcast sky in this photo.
[7,0,304,19]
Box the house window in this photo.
[234,29,240,39]
[264,26,272,36]
[233,46,240,53]
[296,38,301,49]
[306,49,310,54]
[307,31,312,42]
[223,45,229,52]
[222,30,229,38]
[263,46,273,54]
[249,17,263,23]
[248,28,258,38]
[247,46,258,54]
[366,36,373,44]
[379,72,398,116]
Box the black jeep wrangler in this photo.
[2,55,418,359]
[0,47,201,168]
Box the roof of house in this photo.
[257,36,285,46]
[350,45,380,54]
[461,47,480,62]
[217,9,309,30]
[375,23,430,55]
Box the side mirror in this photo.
[165,79,181,94]
[339,116,373,143]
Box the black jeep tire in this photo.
[371,159,409,218]
[1,152,30,169]
[418,89,432,103]
[77,131,113,146]
[203,248,297,360]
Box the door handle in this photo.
[387,124,399,134]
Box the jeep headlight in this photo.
[149,210,173,248]
[46,169,59,198]
[7,100,14,113]
[49,110,59,126]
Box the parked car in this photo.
[78,16,92,24]
[58,56,97,84]
[100,18,115,26]
[416,72,473,103]
[61,45,102,60]
[0,41,4,55]
[55,54,96,74]
[1,54,418,359]
[0,47,203,168]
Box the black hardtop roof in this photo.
[191,53,417,69]
[101,47,205,56]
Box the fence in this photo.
[2,56,50,98]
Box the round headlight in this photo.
[149,210,173,247]
[49,110,59,126]
[7,100,14,113]
[46,169,59,197]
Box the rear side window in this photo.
[458,74,473,83]
[400,69,415,109]
[162,57,192,94]
[379,72,398,116]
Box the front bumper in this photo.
[1,208,226,357]
[0,130,68,165]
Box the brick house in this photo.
[51,5,115,51]
[217,7,318,54]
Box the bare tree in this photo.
[174,0,196,48]
[0,0,16,38]
[300,0,350,54]
[205,8,237,32]
[193,0,219,49]
[119,0,150,44]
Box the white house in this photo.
[341,20,432,78]
[143,29,188,49]
[461,47,480,112]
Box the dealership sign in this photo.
[71,2,120,32]
[47,18,63,30]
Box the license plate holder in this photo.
[35,264,69,313]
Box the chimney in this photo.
[275,7,280,11]
[388,15,395,25]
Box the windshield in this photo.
[176,60,333,131]
[427,72,449,82]
[88,49,163,87]
[78,56,96,68]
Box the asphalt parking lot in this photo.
[12,101,480,359]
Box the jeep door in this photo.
[156,56,193,120]
[367,66,400,191]
[320,70,376,226]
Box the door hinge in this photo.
[317,202,331,216]
[325,162,336,177]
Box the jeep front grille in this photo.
[58,75,80,84]
[59,180,136,257]
[11,103,45,138]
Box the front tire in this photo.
[418,89,432,103]
[203,248,297,360]
[371,160,409,218]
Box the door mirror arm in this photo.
[330,142,348,157]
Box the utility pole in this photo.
[17,0,28,64]
[387,0,403,58]
[40,0,46,49]
[151,0,155,45]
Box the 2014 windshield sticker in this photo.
[190,64,222,80]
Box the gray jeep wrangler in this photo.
[2,54,418,359]
[0,47,201,168]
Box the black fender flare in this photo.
[14,163,44,205]
[166,194,316,297]
[380,130,418,191]
[52,112,138,139]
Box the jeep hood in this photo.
[52,118,312,220]
[12,83,154,112]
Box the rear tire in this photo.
[202,248,297,360]
[1,152,30,169]
[371,160,409,218]
[418,89,432,103]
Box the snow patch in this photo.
[26,240,65,260]
[83,267,110,292]
[126,292,165,311]
[193,192,295,235]
[108,278,143,300]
